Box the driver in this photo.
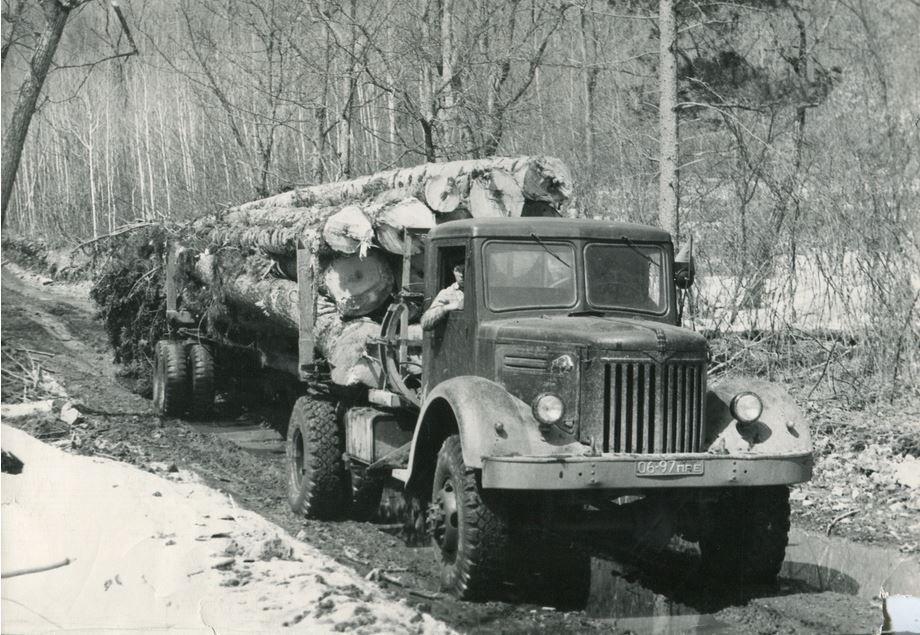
[421,263,464,330]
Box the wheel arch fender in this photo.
[704,376,812,455]
[404,376,543,494]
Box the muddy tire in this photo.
[699,485,790,585]
[430,435,509,600]
[286,396,350,520]
[152,340,189,416]
[187,343,215,419]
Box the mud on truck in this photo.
[155,217,813,605]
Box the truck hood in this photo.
[481,315,708,353]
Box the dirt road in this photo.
[0,265,902,634]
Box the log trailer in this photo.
[156,217,813,605]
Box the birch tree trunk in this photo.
[658,0,679,241]
[1,0,75,226]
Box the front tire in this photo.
[286,396,350,520]
[430,435,510,600]
[152,340,189,416]
[699,485,791,585]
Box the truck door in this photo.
[423,243,473,393]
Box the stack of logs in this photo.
[184,156,573,387]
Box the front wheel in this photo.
[430,435,510,600]
[698,485,791,585]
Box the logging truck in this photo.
[154,216,812,606]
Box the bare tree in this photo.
[658,0,679,240]
[1,0,81,227]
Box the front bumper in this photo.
[481,451,813,490]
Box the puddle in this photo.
[579,528,920,631]
[189,421,285,455]
[784,528,920,600]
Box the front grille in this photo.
[603,360,705,453]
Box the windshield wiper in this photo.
[531,232,572,269]
[620,235,660,268]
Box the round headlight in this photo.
[730,392,763,424]
[532,393,565,425]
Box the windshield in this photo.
[585,243,667,313]
[483,241,576,311]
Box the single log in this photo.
[323,205,374,256]
[327,319,384,386]
[312,297,384,386]
[195,252,300,331]
[468,168,524,218]
[322,250,395,318]
[370,198,436,255]
[424,174,462,212]
[515,155,573,204]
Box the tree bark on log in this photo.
[193,206,326,257]
[233,155,572,214]
[194,252,300,331]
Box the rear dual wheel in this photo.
[152,340,215,418]
[187,343,215,419]
[153,341,188,416]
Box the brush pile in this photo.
[93,156,573,388]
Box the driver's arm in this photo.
[421,288,462,330]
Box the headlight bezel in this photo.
[730,391,763,424]
[532,393,565,426]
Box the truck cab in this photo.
[284,217,813,605]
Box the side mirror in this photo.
[674,237,694,290]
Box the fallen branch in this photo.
[826,509,858,536]
[17,348,54,357]
[2,558,73,579]
[408,588,443,600]
[72,222,157,252]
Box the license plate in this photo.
[635,459,704,477]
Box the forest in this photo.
[2,0,918,401]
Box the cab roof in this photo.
[428,217,672,243]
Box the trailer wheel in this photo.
[152,340,189,416]
[430,434,509,600]
[187,343,215,419]
[699,485,790,585]
[286,396,350,520]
